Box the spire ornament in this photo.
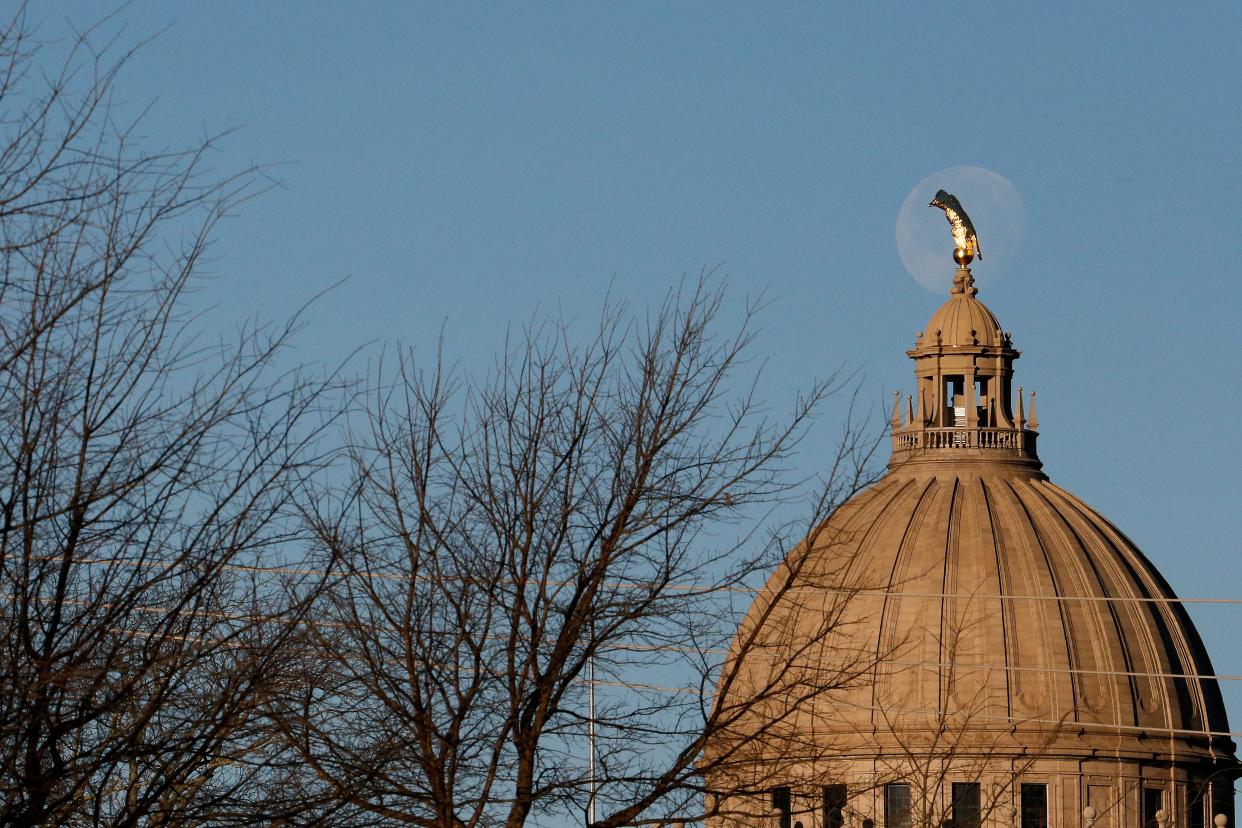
[929,189,982,266]
[950,267,978,297]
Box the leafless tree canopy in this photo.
[280,282,883,828]
[0,10,337,825]
[0,8,899,828]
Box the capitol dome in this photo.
[706,266,1237,828]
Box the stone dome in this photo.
[918,267,1003,349]
[707,264,1237,827]
[729,462,1231,762]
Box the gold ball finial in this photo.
[953,246,974,267]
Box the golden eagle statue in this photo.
[929,189,982,265]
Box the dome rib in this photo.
[1043,482,1147,730]
[1004,477,1082,720]
[1021,479,1144,729]
[978,478,1016,719]
[1028,481,1152,729]
[723,465,1234,762]
[937,477,960,717]
[1044,482,1229,741]
[869,476,941,724]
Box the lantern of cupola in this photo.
[890,265,1040,468]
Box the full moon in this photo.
[896,166,1025,294]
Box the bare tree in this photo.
[0,9,338,825]
[277,280,886,827]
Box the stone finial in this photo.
[1016,386,1026,430]
[1083,805,1097,826]
[950,267,979,297]
[891,390,902,429]
[906,394,914,426]
[1215,815,1228,827]
[1028,390,1038,431]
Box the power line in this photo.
[14,594,1242,742]
[13,592,1242,685]
[828,696,1242,742]
[586,681,1242,741]
[55,556,1242,607]
[879,658,1242,684]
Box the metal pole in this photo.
[588,638,596,827]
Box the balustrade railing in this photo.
[1084,807,1228,827]
[892,426,1037,456]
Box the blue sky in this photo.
[47,0,1242,739]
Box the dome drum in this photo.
[707,759,1234,828]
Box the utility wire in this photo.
[14,593,1242,685]
[589,679,1242,742]
[53,556,1242,606]
[827,696,1242,742]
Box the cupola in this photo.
[890,265,1040,470]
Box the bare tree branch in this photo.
[0,9,340,825]
[275,274,885,827]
